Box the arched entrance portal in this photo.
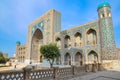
[31,29,43,63]
[75,52,83,66]
[64,53,71,65]
[88,51,98,64]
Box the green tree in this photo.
[0,52,8,64]
[0,52,3,57]
[0,57,5,63]
[40,43,60,68]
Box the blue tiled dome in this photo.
[16,41,21,45]
[97,2,111,10]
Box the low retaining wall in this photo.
[0,63,112,80]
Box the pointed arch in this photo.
[32,28,43,42]
[75,52,83,66]
[74,32,82,47]
[64,53,71,65]
[31,28,43,63]
[86,28,97,45]
[64,35,71,48]
[56,37,61,49]
[88,50,98,63]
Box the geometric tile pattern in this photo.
[99,7,117,60]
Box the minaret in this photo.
[97,2,117,60]
[16,41,21,61]
[16,41,21,46]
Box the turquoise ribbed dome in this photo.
[16,41,21,45]
[97,2,111,10]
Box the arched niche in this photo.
[88,50,98,63]
[31,28,43,63]
[64,35,71,48]
[74,32,82,47]
[64,53,71,65]
[86,29,97,45]
[75,52,83,66]
[56,37,61,49]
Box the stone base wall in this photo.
[101,60,120,70]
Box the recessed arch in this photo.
[65,35,70,40]
[64,53,71,65]
[21,56,22,62]
[75,52,83,66]
[56,37,61,41]
[56,37,61,49]
[74,32,82,47]
[31,28,43,63]
[32,28,43,42]
[64,35,71,48]
[88,50,98,63]
[86,28,97,45]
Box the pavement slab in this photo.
[68,70,120,80]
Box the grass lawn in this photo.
[0,65,10,68]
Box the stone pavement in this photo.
[68,69,120,80]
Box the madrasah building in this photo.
[15,2,120,66]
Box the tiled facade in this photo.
[16,43,26,63]
[16,2,119,65]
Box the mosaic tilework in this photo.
[32,20,44,36]
[16,5,119,64]
[99,7,116,60]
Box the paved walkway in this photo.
[69,69,120,80]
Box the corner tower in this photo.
[16,41,21,61]
[98,2,117,60]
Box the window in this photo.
[102,14,105,18]
[108,13,111,17]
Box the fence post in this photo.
[23,66,32,80]
[53,67,59,79]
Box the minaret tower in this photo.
[16,41,21,61]
[97,2,117,60]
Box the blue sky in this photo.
[0,0,120,57]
